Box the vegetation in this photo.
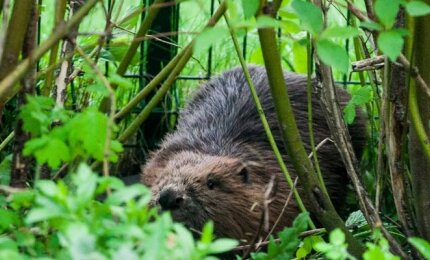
[1,0,430,258]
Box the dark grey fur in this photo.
[142,65,366,241]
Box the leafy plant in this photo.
[0,164,238,259]
[251,212,310,259]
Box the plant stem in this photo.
[257,1,364,257]
[0,0,99,108]
[221,1,312,227]
[117,1,227,142]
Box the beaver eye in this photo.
[207,179,216,190]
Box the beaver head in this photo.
[142,150,295,242]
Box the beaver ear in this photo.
[237,166,250,184]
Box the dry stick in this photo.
[55,2,84,108]
[264,177,299,242]
[75,45,116,182]
[117,2,227,142]
[343,3,413,257]
[257,2,364,257]
[316,63,407,259]
[43,0,67,96]
[0,0,99,107]
[351,55,385,72]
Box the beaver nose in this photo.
[158,188,184,210]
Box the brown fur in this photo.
[141,66,366,242]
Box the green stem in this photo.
[114,50,184,120]
[0,0,34,80]
[118,45,192,142]
[116,0,166,77]
[221,2,312,227]
[306,33,327,196]
[117,1,227,142]
[0,131,14,152]
[0,0,99,107]
[257,5,364,257]
[409,82,430,161]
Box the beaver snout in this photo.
[158,188,184,210]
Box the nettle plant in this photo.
[0,97,238,258]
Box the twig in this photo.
[308,137,334,159]
[351,55,385,72]
[264,177,298,241]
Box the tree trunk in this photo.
[409,0,430,240]
[10,0,37,187]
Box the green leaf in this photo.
[345,210,367,227]
[106,184,149,205]
[255,16,284,28]
[24,137,71,168]
[36,180,60,197]
[73,164,98,206]
[343,103,356,125]
[374,0,401,28]
[360,21,384,31]
[194,27,229,54]
[208,239,238,254]
[0,209,19,232]
[377,30,404,61]
[321,26,360,39]
[291,0,323,35]
[241,0,259,19]
[0,155,12,185]
[316,39,350,73]
[408,237,430,259]
[329,229,345,246]
[19,95,55,136]
[200,221,214,244]
[0,237,18,251]
[292,212,309,232]
[60,222,101,259]
[25,207,68,224]
[67,108,108,161]
[405,1,430,16]
[351,86,373,105]
[109,73,134,90]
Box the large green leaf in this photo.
[316,39,349,73]
[405,0,430,17]
[291,0,323,35]
[374,0,401,28]
[377,30,404,61]
[194,27,229,54]
[409,237,430,259]
[241,0,260,19]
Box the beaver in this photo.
[141,65,366,242]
